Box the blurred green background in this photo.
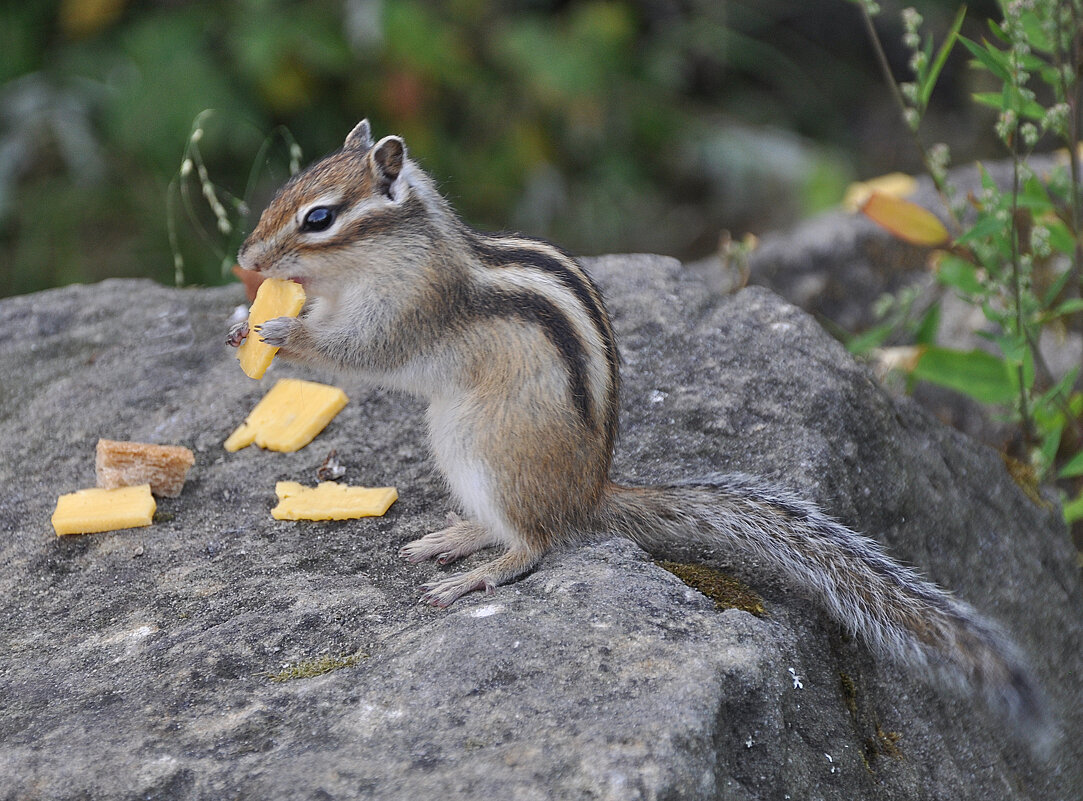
[1,0,1000,298]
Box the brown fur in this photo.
[232,121,1050,744]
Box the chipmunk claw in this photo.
[398,514,494,565]
[256,316,298,347]
[419,574,495,607]
[226,320,249,348]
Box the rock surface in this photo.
[1,256,1080,800]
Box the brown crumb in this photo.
[95,439,195,498]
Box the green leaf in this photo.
[920,7,966,108]
[914,301,941,345]
[846,322,895,355]
[1049,298,1083,317]
[911,346,1017,405]
[936,253,984,295]
[1036,61,1065,91]
[955,212,1010,247]
[960,36,1012,82]
[1047,220,1078,256]
[1019,10,1053,53]
[1022,173,1052,205]
[973,86,1048,122]
[986,19,1010,44]
[991,330,1030,367]
[977,161,998,193]
[1063,492,1083,523]
[1038,367,1079,412]
[1039,423,1063,471]
[1042,262,1076,306]
[972,91,1006,111]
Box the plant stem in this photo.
[1060,1,1083,303]
[859,7,913,137]
[856,5,961,229]
[1010,144,1038,442]
[1049,0,1083,442]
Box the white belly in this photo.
[425,396,514,546]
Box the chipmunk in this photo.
[230,119,1048,738]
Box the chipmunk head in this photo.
[238,119,424,291]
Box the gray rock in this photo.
[744,210,933,335]
[0,256,1079,800]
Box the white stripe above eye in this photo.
[297,195,399,237]
[296,195,343,232]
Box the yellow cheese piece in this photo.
[272,481,398,520]
[236,277,307,379]
[51,485,156,536]
[224,378,349,452]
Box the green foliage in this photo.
[845,285,942,355]
[853,0,1083,523]
[900,5,966,126]
[2,0,911,296]
[910,346,1019,405]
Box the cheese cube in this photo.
[224,378,348,452]
[52,485,156,536]
[236,277,306,379]
[271,481,398,521]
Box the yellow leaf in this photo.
[860,191,950,246]
[60,0,127,39]
[842,172,918,212]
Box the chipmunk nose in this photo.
[236,242,263,272]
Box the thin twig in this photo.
[1009,140,1038,442]
[856,5,961,230]
[1058,1,1083,301]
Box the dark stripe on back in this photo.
[469,235,611,351]
[465,286,594,428]
[467,232,621,450]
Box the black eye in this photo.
[301,206,335,232]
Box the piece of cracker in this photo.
[96,439,195,498]
[236,277,306,379]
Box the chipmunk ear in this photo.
[344,119,374,152]
[369,135,406,197]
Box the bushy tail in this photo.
[598,475,1050,741]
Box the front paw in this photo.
[225,320,249,348]
[255,316,300,348]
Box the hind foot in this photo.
[398,513,498,566]
[419,547,542,607]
